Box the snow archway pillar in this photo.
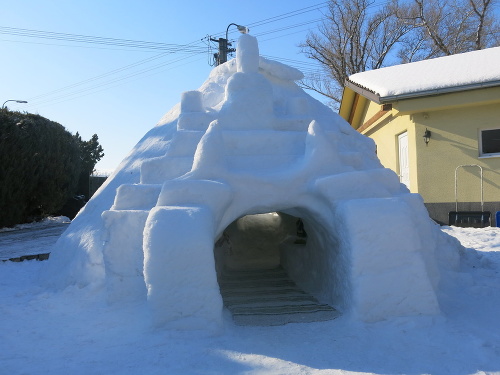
[336,197,440,322]
[143,206,223,330]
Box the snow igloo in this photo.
[42,34,461,331]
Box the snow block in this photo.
[226,154,302,172]
[102,210,149,303]
[112,184,162,210]
[287,96,309,115]
[399,193,460,285]
[221,130,307,171]
[259,56,304,81]
[191,121,228,178]
[177,92,213,130]
[165,130,204,157]
[314,169,400,201]
[337,198,440,322]
[140,155,193,184]
[219,72,273,129]
[273,116,312,131]
[180,90,203,112]
[304,120,345,174]
[143,206,223,331]
[236,34,259,74]
[157,179,233,223]
[222,130,306,156]
[177,112,212,131]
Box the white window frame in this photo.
[478,127,500,158]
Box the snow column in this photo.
[102,210,149,303]
[337,197,440,321]
[142,179,233,331]
[143,206,222,330]
[218,33,273,130]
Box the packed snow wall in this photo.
[41,34,462,331]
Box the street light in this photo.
[211,23,249,66]
[225,23,249,43]
[224,23,249,63]
[2,99,28,109]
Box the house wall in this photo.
[362,103,419,193]
[344,87,500,225]
[410,100,500,224]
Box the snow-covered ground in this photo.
[0,217,70,260]
[1,222,499,375]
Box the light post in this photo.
[210,23,249,66]
[226,23,249,44]
[2,99,28,109]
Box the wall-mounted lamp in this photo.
[423,128,431,145]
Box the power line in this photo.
[0,26,206,53]
[247,2,328,28]
[26,54,206,110]
[12,2,336,107]
[27,52,205,107]
[252,18,322,38]
[27,51,175,101]
[258,27,317,43]
[251,0,393,41]
[209,2,328,40]
[0,37,166,52]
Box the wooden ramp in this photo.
[219,266,340,326]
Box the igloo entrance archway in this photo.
[214,210,343,326]
[136,181,354,330]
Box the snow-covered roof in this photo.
[346,47,500,103]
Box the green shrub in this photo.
[0,109,81,227]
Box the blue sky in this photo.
[1,0,329,171]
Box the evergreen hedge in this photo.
[0,109,81,227]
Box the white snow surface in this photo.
[348,46,500,99]
[0,217,70,260]
[1,223,500,374]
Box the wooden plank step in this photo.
[219,266,340,326]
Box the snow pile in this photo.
[348,46,500,99]
[41,34,463,331]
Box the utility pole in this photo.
[210,23,249,66]
[210,37,234,66]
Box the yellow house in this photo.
[339,47,500,225]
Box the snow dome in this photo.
[41,34,461,331]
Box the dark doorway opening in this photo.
[214,212,339,326]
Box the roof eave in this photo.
[355,79,500,104]
[344,80,381,104]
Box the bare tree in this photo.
[300,0,413,106]
[301,0,500,106]
[397,0,500,60]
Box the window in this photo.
[479,128,500,157]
